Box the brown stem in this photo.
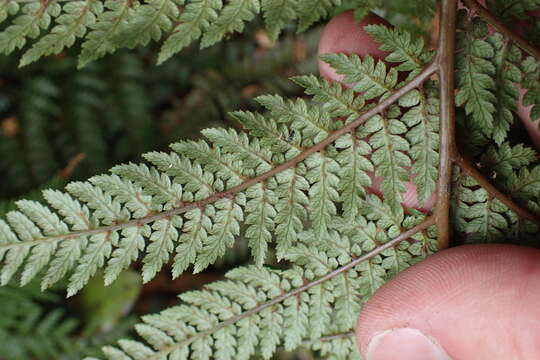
[149,216,436,359]
[435,0,458,250]
[462,0,540,61]
[0,63,438,251]
[455,155,540,225]
[302,331,356,345]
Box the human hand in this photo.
[318,11,540,359]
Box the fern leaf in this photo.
[296,0,341,32]
[67,233,112,297]
[158,0,222,64]
[144,151,217,201]
[261,0,297,40]
[454,174,509,243]
[202,128,274,174]
[364,24,434,80]
[0,30,439,295]
[78,0,138,68]
[359,114,412,215]
[334,134,373,220]
[244,183,277,266]
[104,226,147,286]
[400,86,439,206]
[0,0,19,25]
[20,0,103,67]
[306,152,340,242]
[118,0,182,49]
[172,140,245,187]
[488,34,522,144]
[481,142,537,179]
[194,197,243,273]
[230,110,302,161]
[292,74,365,122]
[455,15,497,137]
[200,0,260,48]
[320,53,398,101]
[98,209,435,359]
[0,1,61,55]
[273,167,309,258]
[520,55,540,121]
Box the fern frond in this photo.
[78,0,138,68]
[260,0,297,40]
[320,53,398,101]
[364,24,434,81]
[0,0,19,24]
[0,55,437,297]
[296,0,341,32]
[455,14,497,137]
[488,33,522,144]
[118,0,181,49]
[520,55,540,121]
[98,214,436,360]
[480,142,537,179]
[400,84,439,206]
[157,0,222,64]
[200,0,260,48]
[19,0,103,67]
[0,0,61,55]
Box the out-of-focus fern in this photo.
[0,25,318,198]
[0,271,140,360]
[0,285,77,360]
[20,77,61,185]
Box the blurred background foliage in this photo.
[0,2,439,358]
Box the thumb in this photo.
[356,244,540,359]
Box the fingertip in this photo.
[318,11,390,82]
[356,244,540,359]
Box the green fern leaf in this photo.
[118,0,182,49]
[0,1,61,55]
[0,0,19,24]
[97,208,435,359]
[400,86,439,206]
[296,0,341,32]
[455,15,497,137]
[364,24,434,80]
[481,142,537,179]
[78,0,138,68]
[200,0,260,49]
[520,55,540,121]
[292,74,365,122]
[20,0,103,67]
[261,0,297,40]
[320,53,398,101]
[488,34,522,144]
[158,0,222,64]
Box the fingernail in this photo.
[366,328,452,360]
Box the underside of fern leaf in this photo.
[0,33,437,296]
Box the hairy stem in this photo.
[0,62,438,251]
[150,216,436,359]
[435,0,458,250]
[455,155,540,225]
[462,0,540,61]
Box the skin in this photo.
[318,10,540,359]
